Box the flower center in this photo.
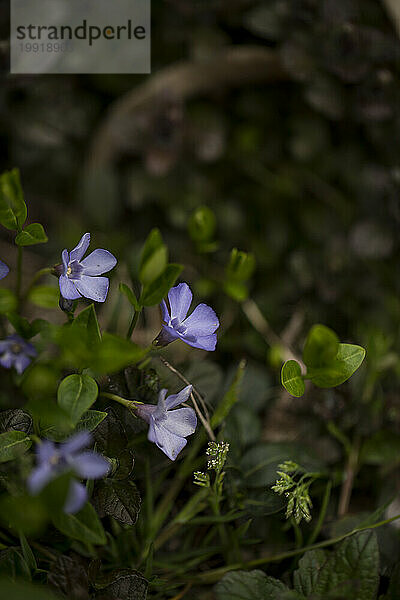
[10,343,22,354]
[171,317,187,335]
[66,260,83,280]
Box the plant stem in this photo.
[16,245,23,310]
[307,480,332,545]
[338,438,359,516]
[189,512,400,584]
[127,309,141,339]
[100,392,139,410]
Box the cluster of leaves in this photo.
[282,324,366,397]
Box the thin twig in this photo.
[242,298,303,366]
[170,583,192,600]
[338,439,359,517]
[159,357,216,441]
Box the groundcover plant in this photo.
[0,165,397,600]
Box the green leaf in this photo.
[303,324,339,369]
[386,563,400,600]
[119,283,140,311]
[0,578,58,600]
[93,479,141,525]
[57,374,98,426]
[0,431,31,462]
[94,569,148,600]
[19,531,37,573]
[52,502,106,545]
[0,289,17,314]
[72,304,102,345]
[215,570,295,600]
[188,206,216,242]
[281,360,305,397]
[307,343,366,388]
[223,280,249,302]
[15,223,48,246]
[0,169,27,231]
[212,359,246,427]
[6,313,33,338]
[293,550,328,596]
[314,530,379,600]
[76,410,108,433]
[226,248,256,282]
[28,285,59,309]
[140,264,183,307]
[0,494,48,536]
[139,228,168,285]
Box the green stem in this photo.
[127,309,141,339]
[189,512,400,584]
[16,246,23,309]
[307,480,332,545]
[100,392,141,410]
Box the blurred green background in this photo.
[0,0,399,378]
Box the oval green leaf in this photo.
[281,360,305,397]
[0,431,31,463]
[57,374,98,426]
[15,223,48,246]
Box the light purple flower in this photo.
[136,385,197,461]
[0,334,36,374]
[155,283,219,351]
[0,261,9,279]
[59,233,117,303]
[27,431,110,514]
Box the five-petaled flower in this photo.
[0,260,9,280]
[154,282,219,351]
[136,385,197,460]
[59,232,117,303]
[0,334,36,374]
[27,431,110,514]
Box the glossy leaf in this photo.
[15,223,48,246]
[281,360,305,397]
[0,431,31,463]
[0,169,27,231]
[57,374,98,426]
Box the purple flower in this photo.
[155,283,219,351]
[136,385,197,460]
[27,431,110,514]
[0,334,36,374]
[0,261,9,279]
[59,233,117,303]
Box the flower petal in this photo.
[160,299,170,323]
[61,431,92,456]
[152,424,187,461]
[64,480,88,514]
[0,352,14,369]
[14,353,32,374]
[80,249,117,276]
[168,283,192,321]
[70,451,110,479]
[0,261,9,279]
[75,275,109,303]
[154,388,168,418]
[69,233,91,262]
[181,333,217,351]
[163,407,197,437]
[61,249,69,274]
[165,385,193,410]
[59,275,81,300]
[27,463,54,494]
[38,440,56,463]
[182,303,219,336]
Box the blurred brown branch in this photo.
[88,46,287,169]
